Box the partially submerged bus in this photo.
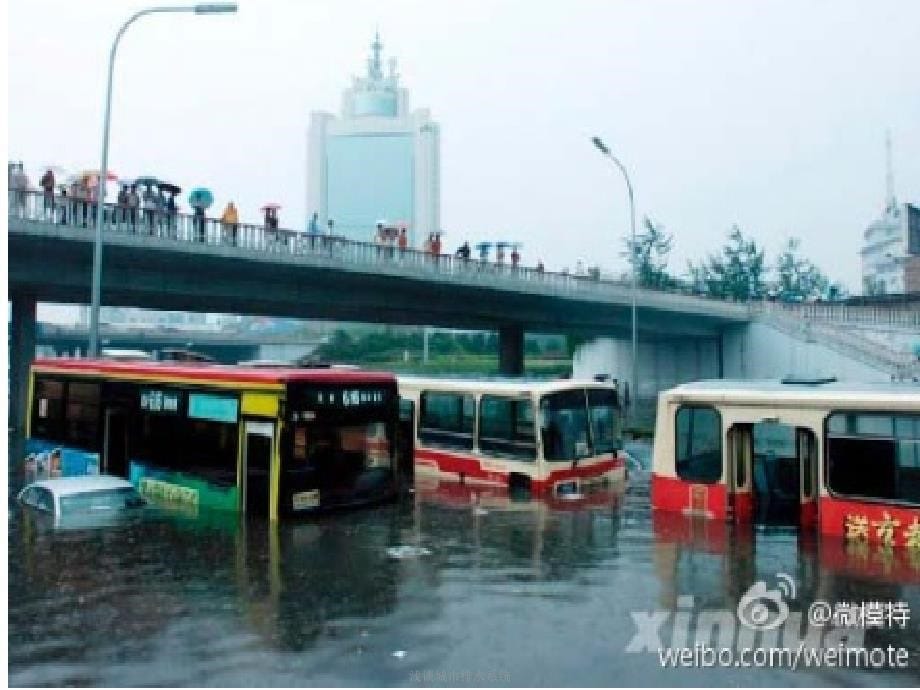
[651,379,920,545]
[24,358,405,519]
[397,377,626,497]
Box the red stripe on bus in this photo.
[32,357,396,385]
[819,496,920,544]
[415,447,624,493]
[651,474,728,520]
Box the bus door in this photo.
[796,428,818,529]
[242,420,274,516]
[727,424,753,523]
[103,408,129,478]
[396,398,415,492]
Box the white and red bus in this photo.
[651,379,920,545]
[397,377,626,497]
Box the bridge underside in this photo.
[10,233,740,340]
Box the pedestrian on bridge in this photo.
[194,205,207,243]
[221,201,239,246]
[142,187,157,235]
[40,168,55,218]
[116,184,129,226]
[71,179,88,228]
[126,185,139,232]
[11,163,29,217]
[308,211,320,250]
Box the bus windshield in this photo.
[291,421,393,475]
[588,388,620,454]
[540,388,619,462]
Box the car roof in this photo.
[25,475,135,496]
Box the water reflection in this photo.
[8,443,920,686]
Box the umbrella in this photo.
[495,241,510,251]
[261,203,282,211]
[189,187,214,210]
[475,242,492,251]
[158,182,181,195]
[134,176,159,189]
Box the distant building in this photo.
[307,32,440,246]
[77,306,241,331]
[861,201,920,295]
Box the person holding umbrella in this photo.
[158,182,181,239]
[188,188,214,243]
[142,185,157,234]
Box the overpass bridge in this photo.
[9,189,753,428]
[10,190,917,430]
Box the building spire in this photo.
[369,30,383,81]
[885,128,897,212]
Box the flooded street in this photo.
[8,443,920,687]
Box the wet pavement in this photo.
[8,443,920,687]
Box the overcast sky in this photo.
[9,0,920,300]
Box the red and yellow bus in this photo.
[24,358,406,520]
[651,379,920,545]
[397,377,626,497]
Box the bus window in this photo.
[132,390,239,487]
[479,396,536,461]
[32,378,65,441]
[540,389,590,462]
[64,382,100,450]
[587,388,620,454]
[826,412,920,505]
[184,419,239,487]
[675,406,722,483]
[419,392,475,450]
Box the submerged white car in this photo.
[17,475,147,526]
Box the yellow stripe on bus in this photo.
[241,392,280,417]
[30,366,285,392]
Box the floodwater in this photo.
[8,441,920,687]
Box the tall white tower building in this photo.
[307,33,440,246]
[860,132,920,295]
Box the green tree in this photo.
[689,225,767,300]
[774,237,836,301]
[624,217,674,289]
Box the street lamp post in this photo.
[591,136,638,418]
[88,3,238,357]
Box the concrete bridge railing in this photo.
[755,305,920,381]
[8,190,748,319]
[752,300,920,329]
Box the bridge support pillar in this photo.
[498,324,524,377]
[10,293,37,434]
